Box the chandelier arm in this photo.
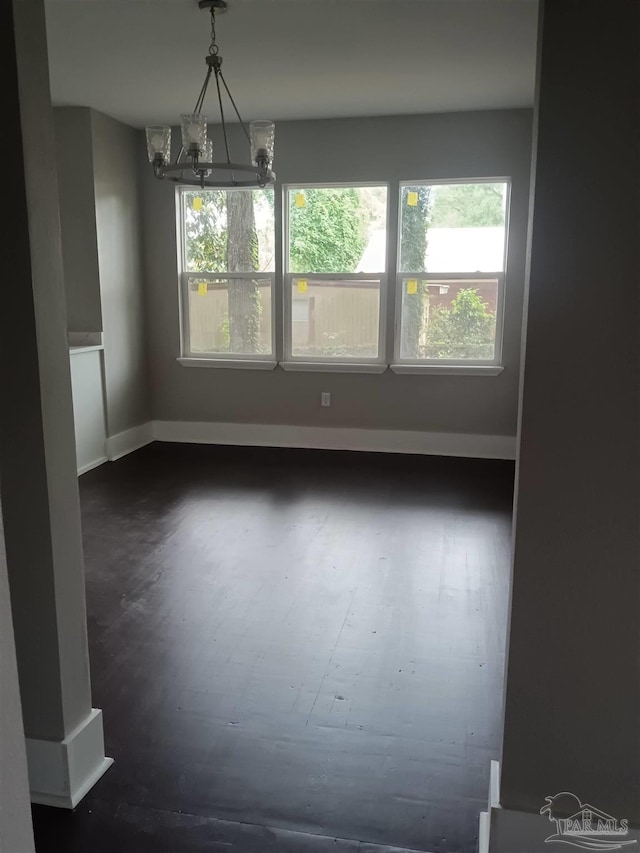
[214,69,232,166]
[194,65,214,114]
[218,70,251,145]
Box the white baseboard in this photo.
[94,419,516,467]
[479,811,490,853]
[26,708,113,809]
[105,422,154,462]
[489,759,501,809]
[151,420,516,460]
[77,456,108,476]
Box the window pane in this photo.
[399,182,508,273]
[187,277,272,356]
[400,278,498,360]
[290,278,380,359]
[288,186,387,274]
[183,189,275,274]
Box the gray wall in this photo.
[501,0,640,821]
[1,0,93,742]
[0,507,34,852]
[54,108,101,333]
[143,109,532,436]
[92,109,150,436]
[55,107,150,437]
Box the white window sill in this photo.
[279,361,387,374]
[177,358,503,376]
[177,357,278,371]
[390,364,504,376]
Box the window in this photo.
[177,179,511,373]
[284,185,388,364]
[179,187,275,361]
[396,181,509,365]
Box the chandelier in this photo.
[145,0,275,189]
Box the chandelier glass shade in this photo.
[145,0,275,189]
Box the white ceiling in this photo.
[44,0,539,129]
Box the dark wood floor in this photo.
[32,443,514,853]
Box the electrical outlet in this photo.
[321,392,331,407]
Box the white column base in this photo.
[479,760,640,852]
[26,708,113,809]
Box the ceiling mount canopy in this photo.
[145,0,275,189]
[198,0,227,12]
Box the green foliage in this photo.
[400,186,432,355]
[425,288,495,359]
[430,183,505,228]
[288,188,367,274]
[400,186,432,272]
[294,330,377,359]
[184,189,272,274]
[218,314,230,349]
[184,191,227,273]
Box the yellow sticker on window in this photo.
[295,192,306,208]
[407,191,418,207]
[297,279,308,294]
[193,197,203,211]
[198,281,208,296]
[407,279,418,295]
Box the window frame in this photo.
[175,177,513,375]
[393,178,511,369]
[177,185,277,364]
[282,181,390,369]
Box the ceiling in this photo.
[44,0,539,129]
